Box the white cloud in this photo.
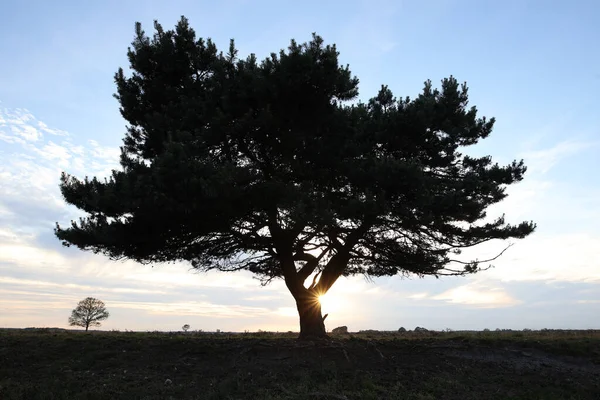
[0,203,13,218]
[0,158,68,214]
[34,141,73,168]
[125,269,264,289]
[0,276,167,295]
[244,295,283,301]
[407,292,429,299]
[0,244,73,272]
[520,140,596,175]
[0,107,119,178]
[0,106,122,234]
[431,282,521,308]
[88,139,120,161]
[11,124,42,141]
[0,131,27,144]
[275,307,298,317]
[0,227,28,243]
[37,121,69,137]
[0,108,42,142]
[486,179,553,221]
[2,108,35,125]
[479,234,600,284]
[480,138,599,227]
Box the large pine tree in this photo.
[56,17,535,338]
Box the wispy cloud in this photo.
[0,243,74,272]
[0,108,40,141]
[0,276,169,295]
[0,106,121,234]
[0,106,119,173]
[107,300,272,318]
[520,140,597,174]
[37,121,69,137]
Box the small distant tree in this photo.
[182,324,190,332]
[68,297,110,331]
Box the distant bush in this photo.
[23,327,65,333]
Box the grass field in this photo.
[1,328,599,399]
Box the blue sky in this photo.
[1,0,599,332]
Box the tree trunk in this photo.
[85,323,89,332]
[296,293,327,340]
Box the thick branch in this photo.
[314,221,373,294]
[295,247,330,285]
[295,253,318,284]
[267,207,304,296]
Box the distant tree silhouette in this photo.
[68,297,110,331]
[55,17,535,339]
[182,324,190,332]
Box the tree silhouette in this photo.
[55,17,535,339]
[68,297,110,331]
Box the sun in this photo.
[317,293,341,313]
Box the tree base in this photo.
[296,295,327,340]
[297,332,329,341]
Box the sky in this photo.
[1,0,599,333]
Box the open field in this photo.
[1,328,599,399]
